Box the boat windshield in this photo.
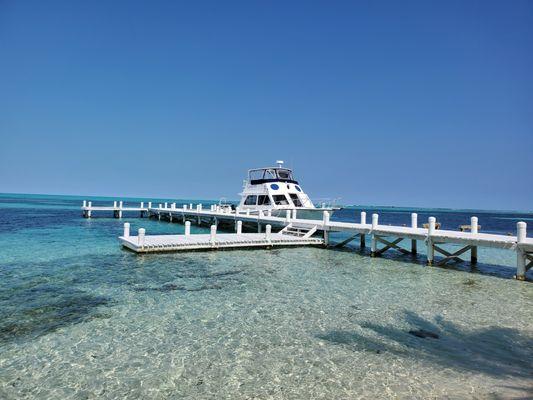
[276,169,293,180]
[248,168,296,183]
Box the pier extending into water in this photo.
[119,221,323,253]
[82,201,533,280]
[81,200,147,218]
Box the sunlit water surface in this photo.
[0,195,532,399]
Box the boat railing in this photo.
[313,197,342,209]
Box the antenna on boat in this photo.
[276,160,284,168]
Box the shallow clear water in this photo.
[1,194,532,399]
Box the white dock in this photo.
[81,200,147,218]
[82,201,533,280]
[119,222,323,253]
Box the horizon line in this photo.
[1,191,532,215]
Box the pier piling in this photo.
[323,211,330,246]
[123,222,130,238]
[471,216,478,264]
[411,213,418,255]
[138,228,145,248]
[427,217,436,265]
[516,222,529,280]
[210,225,217,244]
[371,214,378,256]
[266,224,272,244]
[360,211,366,248]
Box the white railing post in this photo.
[113,200,117,208]
[427,217,436,265]
[138,228,145,248]
[210,225,217,244]
[286,210,291,222]
[516,222,527,280]
[189,203,193,210]
[517,221,527,242]
[119,201,123,209]
[323,210,330,226]
[87,202,92,218]
[292,209,297,220]
[428,217,436,235]
[360,211,366,225]
[82,200,87,207]
[140,201,144,208]
[148,201,152,208]
[246,209,250,216]
[236,220,242,234]
[123,222,130,238]
[183,204,187,210]
[322,211,330,245]
[470,216,478,234]
[185,221,191,236]
[371,213,378,229]
[266,224,272,243]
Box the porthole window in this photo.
[270,184,279,190]
[295,185,302,192]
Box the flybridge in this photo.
[248,168,299,185]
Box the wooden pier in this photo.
[82,201,533,280]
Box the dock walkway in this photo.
[120,231,323,253]
[82,201,533,280]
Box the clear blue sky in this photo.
[1,0,532,210]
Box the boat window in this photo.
[273,195,289,205]
[249,170,263,181]
[289,193,303,207]
[276,169,293,180]
[244,195,257,205]
[258,195,271,205]
[264,169,276,179]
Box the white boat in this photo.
[236,161,340,219]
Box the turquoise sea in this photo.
[0,193,532,399]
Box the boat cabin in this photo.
[239,167,314,210]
